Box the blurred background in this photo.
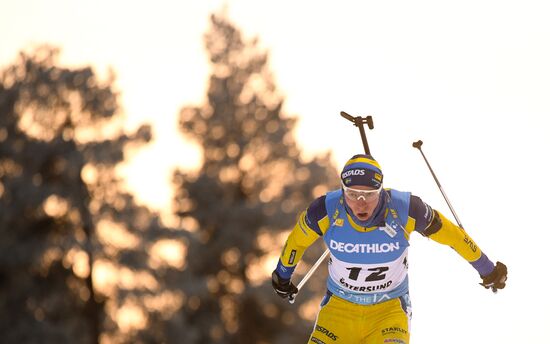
[1,1,549,343]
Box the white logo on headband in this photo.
[341,169,366,179]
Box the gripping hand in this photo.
[272,271,298,299]
[480,261,507,291]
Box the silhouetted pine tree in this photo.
[173,13,339,344]
[0,46,189,344]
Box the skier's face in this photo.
[343,185,381,221]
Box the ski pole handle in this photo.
[340,111,374,155]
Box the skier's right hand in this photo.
[271,271,298,299]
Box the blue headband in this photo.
[341,155,383,188]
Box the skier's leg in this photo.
[307,293,362,343]
[367,294,412,344]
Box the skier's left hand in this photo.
[480,261,507,291]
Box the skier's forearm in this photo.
[427,210,494,276]
[275,211,320,279]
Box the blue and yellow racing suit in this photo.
[275,188,495,344]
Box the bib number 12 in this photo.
[346,266,389,282]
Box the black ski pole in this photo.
[413,140,502,293]
[412,140,464,228]
[288,112,375,304]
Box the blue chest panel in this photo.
[323,189,411,265]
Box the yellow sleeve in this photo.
[279,210,327,268]
[427,210,482,262]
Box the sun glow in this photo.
[148,239,187,270]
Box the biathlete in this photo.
[272,154,507,343]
